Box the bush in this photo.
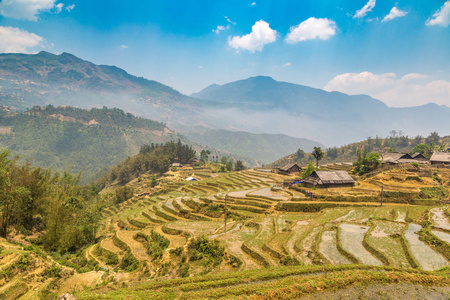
[188,236,224,267]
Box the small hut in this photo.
[185,176,198,181]
[430,152,450,165]
[171,163,183,168]
[302,171,356,188]
[278,163,301,175]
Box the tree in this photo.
[234,160,246,171]
[426,132,440,145]
[302,161,316,179]
[410,143,433,159]
[326,147,338,159]
[296,149,305,160]
[353,149,380,175]
[312,147,324,168]
[200,150,208,163]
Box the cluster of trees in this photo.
[218,156,246,172]
[353,149,381,175]
[0,149,100,253]
[97,140,196,189]
[29,105,165,130]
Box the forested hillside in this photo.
[270,132,450,168]
[0,106,178,182]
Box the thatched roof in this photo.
[303,171,355,186]
[279,163,300,172]
[430,152,450,164]
[381,153,412,164]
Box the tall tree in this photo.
[312,147,324,168]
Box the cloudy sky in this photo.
[0,0,449,107]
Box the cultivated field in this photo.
[1,165,450,299]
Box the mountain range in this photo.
[0,51,449,148]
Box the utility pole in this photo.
[381,184,384,207]
[224,193,227,233]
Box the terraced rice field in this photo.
[89,167,450,286]
[404,223,449,271]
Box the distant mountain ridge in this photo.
[0,52,448,147]
[191,76,450,145]
[184,129,324,165]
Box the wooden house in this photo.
[411,153,428,161]
[430,152,450,165]
[278,163,301,175]
[302,171,356,188]
[381,152,420,164]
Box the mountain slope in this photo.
[185,129,323,165]
[192,76,450,145]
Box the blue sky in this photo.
[0,0,449,107]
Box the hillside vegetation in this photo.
[1,145,450,298]
[270,132,450,168]
[0,106,178,182]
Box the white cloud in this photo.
[353,0,376,19]
[382,7,407,22]
[119,44,128,49]
[66,4,75,12]
[0,26,44,53]
[0,0,58,21]
[55,3,63,13]
[285,17,336,43]
[426,1,450,27]
[251,2,256,6]
[212,25,230,34]
[282,62,292,67]
[324,71,450,107]
[228,20,277,53]
[225,16,236,25]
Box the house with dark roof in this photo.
[430,152,450,165]
[411,153,428,161]
[381,152,413,164]
[302,171,356,188]
[278,163,301,175]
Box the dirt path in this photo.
[404,223,449,271]
[116,231,150,261]
[85,244,107,269]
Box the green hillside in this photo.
[269,133,450,168]
[0,105,179,182]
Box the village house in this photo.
[430,152,450,165]
[171,163,183,168]
[381,152,427,164]
[411,153,428,161]
[278,163,302,175]
[302,170,356,188]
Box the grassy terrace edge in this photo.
[75,264,450,299]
